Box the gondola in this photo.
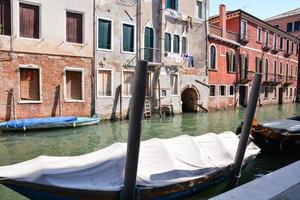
[0,116,101,132]
[0,132,260,200]
[237,117,300,152]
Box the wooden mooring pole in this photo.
[123,60,148,200]
[228,73,262,189]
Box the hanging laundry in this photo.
[188,56,194,68]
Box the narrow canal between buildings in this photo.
[0,104,300,199]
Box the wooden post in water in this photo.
[228,73,262,189]
[123,60,148,200]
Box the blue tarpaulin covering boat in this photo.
[0,117,100,132]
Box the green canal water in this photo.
[0,104,300,199]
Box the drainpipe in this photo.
[205,0,209,77]
[297,44,300,103]
[91,0,96,117]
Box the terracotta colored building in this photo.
[266,8,300,39]
[0,0,93,120]
[208,5,299,110]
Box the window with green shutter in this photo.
[144,27,154,62]
[182,37,187,54]
[166,0,178,11]
[123,24,134,52]
[164,33,171,52]
[98,18,112,50]
[173,35,180,53]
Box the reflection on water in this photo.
[0,104,299,200]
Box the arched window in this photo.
[265,59,269,81]
[286,64,289,77]
[210,45,216,70]
[280,62,283,75]
[173,34,180,53]
[182,36,187,54]
[164,32,171,52]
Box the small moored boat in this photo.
[240,117,300,152]
[0,131,260,200]
[0,116,101,132]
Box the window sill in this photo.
[18,100,42,104]
[97,48,113,52]
[65,99,84,103]
[208,68,217,72]
[19,37,43,41]
[123,95,132,98]
[227,71,236,74]
[219,95,226,97]
[121,50,136,55]
[256,41,262,44]
[97,96,113,99]
[66,42,86,46]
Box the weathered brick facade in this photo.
[0,52,92,121]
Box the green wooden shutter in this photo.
[123,24,134,52]
[173,35,179,53]
[164,33,171,52]
[166,0,171,9]
[98,19,111,49]
[144,27,154,62]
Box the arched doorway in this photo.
[181,87,199,112]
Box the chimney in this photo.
[219,4,227,37]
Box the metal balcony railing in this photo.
[240,33,250,43]
[209,25,239,43]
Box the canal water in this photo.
[0,104,300,199]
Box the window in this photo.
[273,34,277,49]
[226,50,236,72]
[219,86,226,96]
[66,12,83,44]
[98,18,112,50]
[287,22,293,32]
[286,64,289,77]
[123,23,135,52]
[280,62,283,75]
[19,3,40,39]
[264,87,268,98]
[285,87,288,98]
[255,57,263,73]
[295,21,300,32]
[97,69,112,97]
[286,39,290,52]
[280,37,283,50]
[196,1,203,19]
[19,67,41,102]
[65,69,83,101]
[182,36,187,54]
[292,42,294,54]
[241,20,247,39]
[273,87,277,98]
[166,0,178,11]
[0,0,11,35]
[210,85,216,96]
[264,31,269,46]
[257,27,262,42]
[265,59,269,81]
[170,74,178,95]
[164,32,171,52]
[210,45,216,70]
[173,35,180,53]
[274,61,277,77]
[290,88,293,98]
[146,72,152,97]
[161,90,167,97]
[144,27,154,62]
[291,65,293,78]
[240,54,249,79]
[229,86,234,96]
[123,71,135,96]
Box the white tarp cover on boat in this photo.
[0,132,260,191]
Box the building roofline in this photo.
[210,9,300,43]
[265,7,300,21]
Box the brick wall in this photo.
[0,52,92,121]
